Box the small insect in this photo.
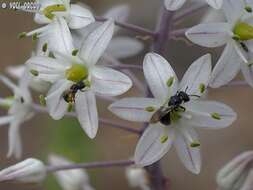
[63,81,86,103]
[150,90,199,125]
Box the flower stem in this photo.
[95,16,156,37]
[47,159,134,172]
[32,104,141,134]
[144,6,174,190]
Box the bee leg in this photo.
[179,106,186,112]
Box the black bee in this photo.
[63,81,86,103]
[150,91,197,125]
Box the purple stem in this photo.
[95,16,156,37]
[32,104,141,134]
[144,6,174,190]
[47,159,134,172]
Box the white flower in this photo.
[34,0,94,29]
[186,0,253,88]
[0,73,33,159]
[6,65,51,93]
[164,0,223,11]
[126,166,150,190]
[0,158,46,183]
[217,151,253,190]
[48,154,94,190]
[22,0,94,55]
[26,20,132,139]
[109,53,236,174]
[73,4,144,60]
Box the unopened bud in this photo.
[217,151,253,190]
[0,158,46,183]
[126,166,150,190]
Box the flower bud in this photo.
[48,154,94,190]
[217,151,253,190]
[0,158,46,183]
[126,166,150,190]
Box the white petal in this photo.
[0,116,14,125]
[206,0,223,9]
[49,17,74,54]
[48,154,92,190]
[91,66,132,96]
[109,98,161,122]
[179,54,211,97]
[186,23,230,48]
[0,75,19,93]
[6,65,26,79]
[103,4,130,22]
[79,20,115,66]
[68,4,95,29]
[174,126,201,174]
[106,37,144,59]
[210,43,241,88]
[217,151,253,189]
[7,121,22,159]
[240,169,253,190]
[26,56,66,83]
[184,100,237,129]
[241,62,253,87]
[134,124,174,167]
[34,0,60,24]
[46,80,71,120]
[143,53,178,100]
[222,0,244,24]
[75,91,98,139]
[164,0,186,11]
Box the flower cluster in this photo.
[0,0,252,189]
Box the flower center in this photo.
[65,64,89,82]
[233,22,253,41]
[43,4,66,20]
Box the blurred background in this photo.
[0,0,253,189]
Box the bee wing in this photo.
[150,107,173,123]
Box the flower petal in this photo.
[184,100,237,129]
[174,126,201,174]
[164,0,186,11]
[79,20,115,66]
[105,37,144,59]
[143,53,178,100]
[0,116,14,125]
[91,66,132,96]
[217,151,253,190]
[179,54,211,97]
[68,4,95,29]
[241,61,253,87]
[222,0,244,24]
[209,43,241,88]
[46,79,71,120]
[26,56,66,83]
[75,91,98,139]
[49,17,74,54]
[134,124,174,167]
[7,121,22,159]
[48,154,92,190]
[103,4,130,22]
[109,98,161,122]
[186,23,230,48]
[206,0,223,9]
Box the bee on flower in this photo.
[109,53,236,174]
